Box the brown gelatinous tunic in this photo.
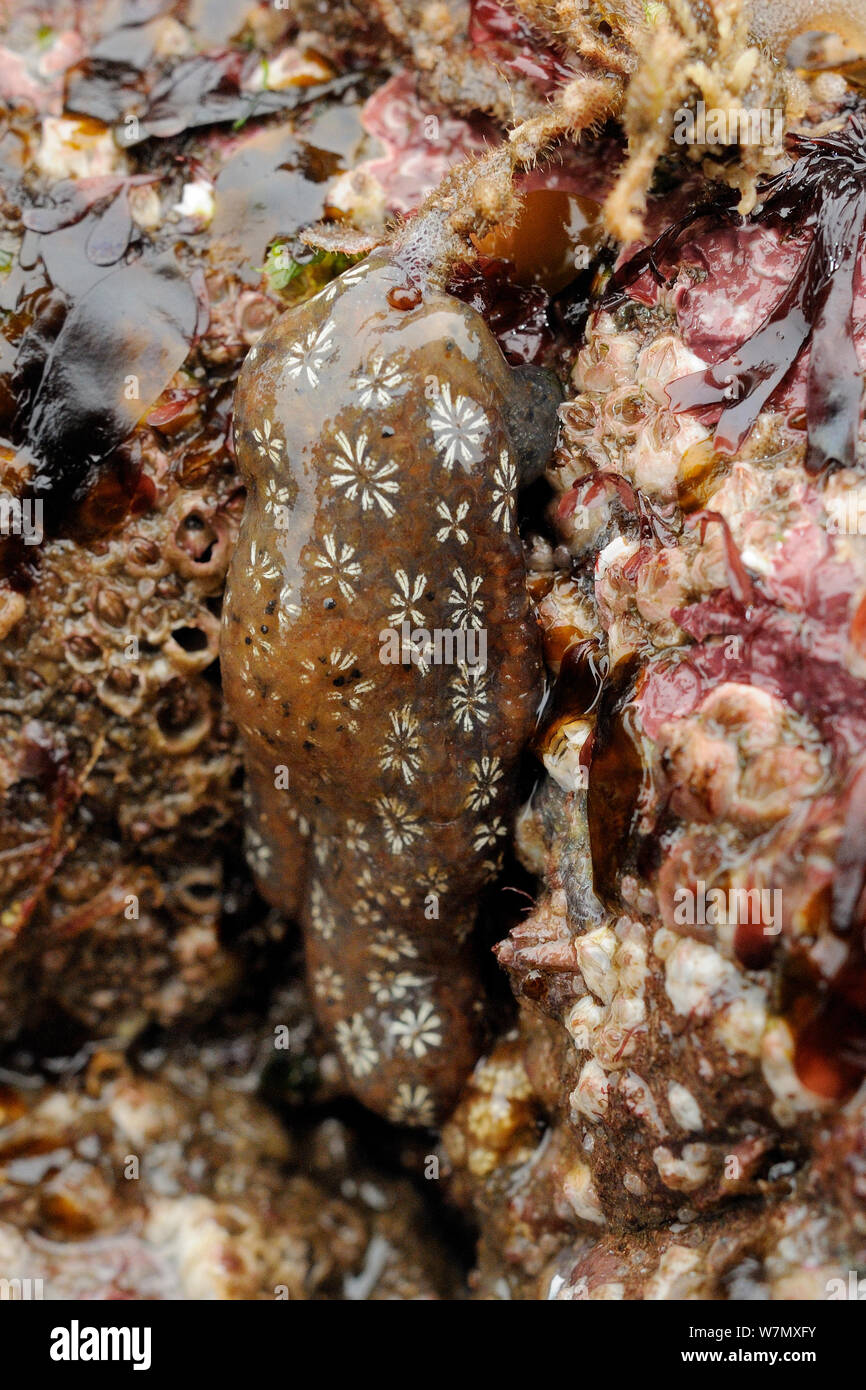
[222,252,553,1124]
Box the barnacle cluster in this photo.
[0,427,248,1036]
[437,83,866,1298]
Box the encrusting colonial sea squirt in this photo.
[221,212,560,1125]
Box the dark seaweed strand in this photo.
[600,193,740,309]
[608,114,866,474]
[669,115,866,472]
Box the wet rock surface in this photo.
[0,1040,461,1299]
